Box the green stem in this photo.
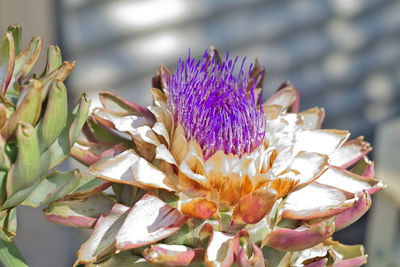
[0,239,28,267]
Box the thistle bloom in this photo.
[52,49,385,266]
[168,51,266,158]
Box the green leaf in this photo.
[6,25,21,56]
[0,171,7,206]
[0,208,17,242]
[47,94,90,168]
[75,204,130,265]
[112,184,145,207]
[85,116,130,145]
[262,247,292,267]
[44,193,115,229]
[38,61,74,101]
[37,81,68,151]
[5,208,16,240]
[0,149,11,172]
[99,91,153,118]
[93,213,129,257]
[43,45,62,75]
[87,252,151,267]
[0,104,6,130]
[0,96,15,118]
[69,173,111,197]
[329,240,365,259]
[0,239,28,267]
[15,36,41,78]
[0,31,15,95]
[22,169,80,208]
[5,37,42,97]
[70,140,119,166]
[164,219,204,247]
[4,142,17,163]
[69,95,91,145]
[2,181,40,210]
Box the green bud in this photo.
[37,81,68,151]
[1,80,42,139]
[4,122,41,208]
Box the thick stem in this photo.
[0,239,28,267]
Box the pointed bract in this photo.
[115,194,187,251]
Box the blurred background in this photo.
[1,0,399,266]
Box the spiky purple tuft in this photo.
[167,50,266,159]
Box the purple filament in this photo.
[167,50,266,159]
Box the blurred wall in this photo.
[0,0,55,71]
[0,1,81,267]
[60,0,400,142]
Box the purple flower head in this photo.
[167,50,266,159]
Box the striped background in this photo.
[59,0,400,144]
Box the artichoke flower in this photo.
[0,25,95,265]
[58,49,384,266]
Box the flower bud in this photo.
[2,80,42,139]
[37,80,67,151]
[4,122,41,208]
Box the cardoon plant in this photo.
[0,25,103,266]
[44,48,385,266]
